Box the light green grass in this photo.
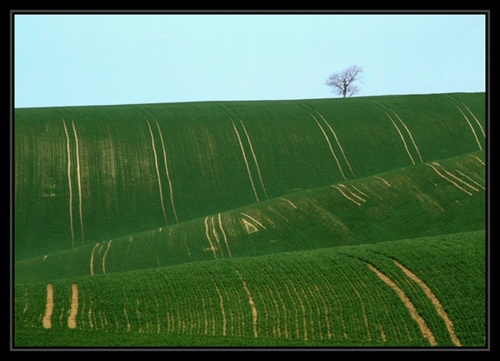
[15,230,485,348]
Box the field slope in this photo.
[15,231,485,347]
[13,92,487,348]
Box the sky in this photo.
[13,12,487,109]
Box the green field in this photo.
[13,92,487,348]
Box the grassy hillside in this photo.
[14,93,485,260]
[15,150,485,283]
[15,230,485,347]
[13,92,487,348]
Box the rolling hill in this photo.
[13,92,487,348]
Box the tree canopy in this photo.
[326,65,363,98]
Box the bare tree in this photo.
[325,65,363,98]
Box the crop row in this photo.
[15,230,485,346]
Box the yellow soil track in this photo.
[383,111,416,165]
[204,216,218,259]
[42,283,54,329]
[455,105,482,151]
[62,118,75,247]
[375,176,392,187]
[154,119,179,224]
[280,198,298,209]
[218,213,232,258]
[230,118,260,202]
[200,293,209,335]
[390,110,423,163]
[314,109,356,178]
[102,240,113,274]
[90,243,99,276]
[307,110,347,181]
[432,162,479,192]
[236,269,258,338]
[68,283,79,329]
[468,155,485,165]
[88,306,94,330]
[145,118,169,225]
[289,282,308,341]
[123,306,131,332]
[367,263,437,346]
[210,275,227,336]
[456,170,485,190]
[351,184,369,198]
[241,218,259,234]
[210,216,223,258]
[266,285,282,338]
[238,117,269,199]
[332,185,362,206]
[394,260,461,346]
[462,103,485,137]
[241,213,266,230]
[339,184,366,203]
[426,163,473,196]
[71,120,85,244]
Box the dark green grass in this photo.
[14,93,485,260]
[16,150,485,283]
[12,328,413,348]
[14,328,407,348]
[14,230,485,348]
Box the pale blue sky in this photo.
[13,12,487,108]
